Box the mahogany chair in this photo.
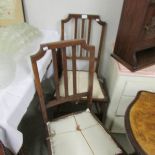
[0,141,24,155]
[125,91,155,155]
[0,141,13,155]
[61,14,109,122]
[31,39,125,155]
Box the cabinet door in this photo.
[144,3,155,39]
[113,0,149,67]
[136,3,155,51]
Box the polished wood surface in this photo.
[125,91,155,155]
[113,0,155,71]
[61,13,109,122]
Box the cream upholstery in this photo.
[48,110,122,155]
[59,71,104,99]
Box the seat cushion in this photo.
[129,91,155,154]
[48,110,122,155]
[59,71,105,99]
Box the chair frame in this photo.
[31,39,126,155]
[61,13,109,122]
[31,39,95,155]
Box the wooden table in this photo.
[125,91,155,155]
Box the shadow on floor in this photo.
[112,133,136,155]
[18,96,48,155]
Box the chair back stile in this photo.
[31,49,48,123]
[61,14,106,73]
[61,48,68,97]
[31,49,53,155]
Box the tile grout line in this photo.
[73,115,95,155]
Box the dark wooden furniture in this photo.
[0,141,13,155]
[31,39,125,155]
[0,141,24,155]
[61,13,109,122]
[125,91,155,155]
[112,0,155,71]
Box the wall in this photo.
[23,0,124,77]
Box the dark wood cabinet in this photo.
[112,0,155,71]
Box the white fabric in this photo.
[0,29,59,154]
[0,23,42,55]
[48,110,122,155]
[0,23,43,89]
[0,55,16,89]
[59,71,104,99]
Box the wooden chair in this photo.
[31,39,125,155]
[0,141,24,155]
[61,14,109,122]
[125,91,155,155]
[0,141,13,155]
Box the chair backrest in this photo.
[31,39,95,123]
[61,14,106,72]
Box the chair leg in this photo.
[101,102,108,124]
[94,101,108,124]
[47,139,52,155]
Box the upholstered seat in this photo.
[48,110,122,155]
[59,71,105,99]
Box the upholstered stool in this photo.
[125,91,155,155]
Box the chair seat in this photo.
[48,110,122,155]
[59,71,105,99]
